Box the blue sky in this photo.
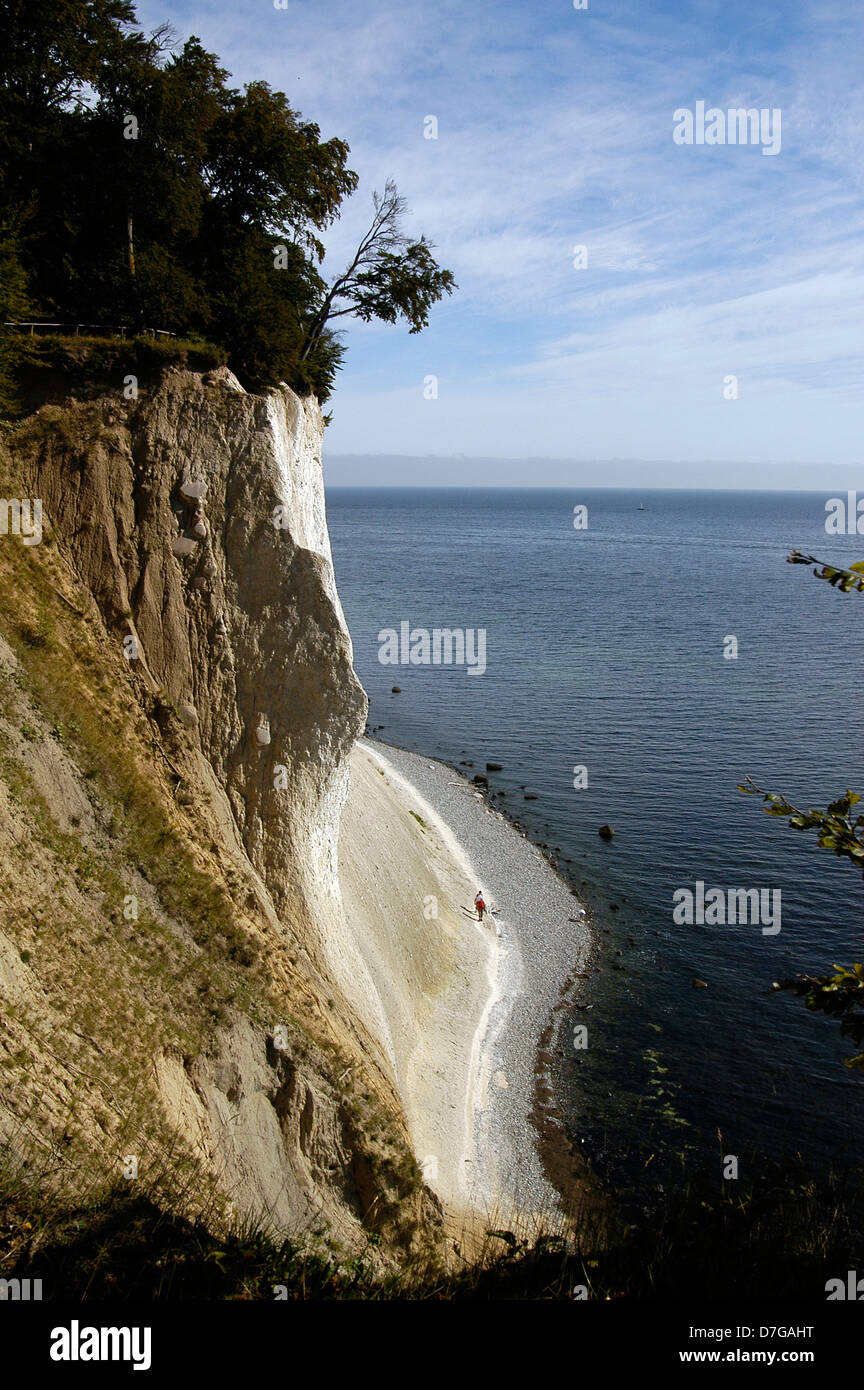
[133,0,864,484]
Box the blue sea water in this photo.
[327,486,864,1193]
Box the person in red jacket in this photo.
[474,890,486,922]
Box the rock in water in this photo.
[598,824,615,839]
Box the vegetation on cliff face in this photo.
[0,1,455,408]
[0,377,438,1269]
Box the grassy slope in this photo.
[0,432,428,1265]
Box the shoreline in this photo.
[359,740,498,1211]
[343,737,592,1224]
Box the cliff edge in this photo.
[0,367,446,1261]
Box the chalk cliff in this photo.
[0,366,444,1259]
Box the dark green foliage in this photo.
[740,779,864,1070]
[0,225,32,412]
[0,4,453,406]
[771,966,864,1071]
[738,555,864,1066]
[788,548,864,593]
[739,781,864,873]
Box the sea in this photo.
[327,486,864,1200]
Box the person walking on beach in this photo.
[474,890,486,922]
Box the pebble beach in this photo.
[366,740,592,1221]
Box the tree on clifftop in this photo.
[299,179,457,364]
[0,3,456,403]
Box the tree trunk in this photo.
[299,287,340,363]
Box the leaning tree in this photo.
[299,179,456,364]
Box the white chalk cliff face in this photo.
[4,366,526,1251]
[26,367,366,950]
[2,366,450,1253]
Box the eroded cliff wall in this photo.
[0,367,439,1259]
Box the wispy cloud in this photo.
[133,0,864,472]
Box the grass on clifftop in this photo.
[4,334,228,417]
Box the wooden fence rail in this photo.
[2,322,177,340]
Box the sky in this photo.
[132,0,864,486]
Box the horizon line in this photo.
[323,482,854,493]
[323,453,855,468]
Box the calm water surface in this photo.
[327,487,864,1194]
